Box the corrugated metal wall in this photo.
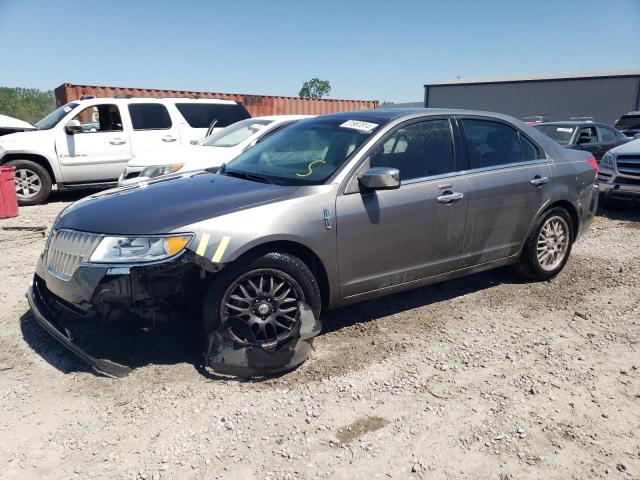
[425,76,640,125]
[55,84,378,116]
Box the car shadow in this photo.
[597,204,640,222]
[19,266,527,378]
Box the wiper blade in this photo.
[223,170,273,184]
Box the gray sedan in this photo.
[28,109,599,377]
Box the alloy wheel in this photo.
[14,168,42,199]
[221,269,303,348]
[536,215,569,271]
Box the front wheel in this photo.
[6,159,52,206]
[202,252,321,349]
[515,207,574,280]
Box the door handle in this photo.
[437,191,464,204]
[109,138,126,145]
[162,135,177,143]
[530,175,549,187]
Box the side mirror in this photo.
[358,167,400,191]
[65,119,82,135]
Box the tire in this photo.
[6,159,52,206]
[202,252,321,348]
[515,207,574,281]
[599,194,625,211]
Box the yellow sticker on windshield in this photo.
[296,160,326,177]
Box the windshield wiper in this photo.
[222,170,273,184]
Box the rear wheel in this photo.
[6,159,52,206]
[515,207,573,280]
[202,252,321,349]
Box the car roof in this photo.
[534,121,611,128]
[71,97,239,105]
[318,107,530,123]
[252,115,314,121]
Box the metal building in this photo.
[424,70,640,125]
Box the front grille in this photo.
[46,229,102,279]
[616,155,640,177]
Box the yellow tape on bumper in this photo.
[212,236,231,263]
[195,233,210,257]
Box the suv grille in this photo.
[616,155,640,177]
[46,229,102,279]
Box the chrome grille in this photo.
[617,155,640,177]
[46,229,102,279]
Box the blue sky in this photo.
[1,0,639,102]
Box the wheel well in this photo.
[235,241,330,310]
[545,200,579,241]
[1,153,56,183]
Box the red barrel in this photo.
[0,166,19,219]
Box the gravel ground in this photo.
[0,192,639,480]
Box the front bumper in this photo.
[598,169,640,202]
[27,276,132,377]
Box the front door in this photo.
[336,118,468,298]
[55,103,131,183]
[458,117,552,265]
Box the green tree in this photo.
[298,78,331,99]
[0,87,57,124]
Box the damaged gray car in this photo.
[27,109,598,377]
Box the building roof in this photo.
[425,70,640,86]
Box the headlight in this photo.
[140,163,184,179]
[89,234,193,263]
[600,152,615,168]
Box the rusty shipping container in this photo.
[54,83,378,116]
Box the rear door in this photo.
[54,102,132,182]
[127,102,182,155]
[336,117,468,298]
[458,117,551,266]
[595,126,619,159]
[575,126,600,158]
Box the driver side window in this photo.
[370,119,455,181]
[72,104,123,133]
[577,126,597,144]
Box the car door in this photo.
[575,126,600,158]
[127,102,182,155]
[595,126,619,159]
[458,117,551,266]
[336,117,468,298]
[54,103,132,182]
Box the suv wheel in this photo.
[516,207,573,280]
[202,252,321,349]
[7,159,52,206]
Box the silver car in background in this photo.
[28,109,598,377]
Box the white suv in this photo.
[0,97,250,205]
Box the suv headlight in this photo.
[600,152,615,168]
[89,234,193,263]
[140,163,184,179]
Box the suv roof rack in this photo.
[114,94,133,99]
[79,95,94,100]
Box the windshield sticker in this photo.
[340,120,378,132]
[296,160,326,177]
[63,106,72,113]
[557,127,574,133]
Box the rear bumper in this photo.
[27,276,131,377]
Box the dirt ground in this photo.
[0,192,639,480]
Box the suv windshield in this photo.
[34,103,79,130]
[224,117,382,185]
[202,118,273,147]
[533,124,575,145]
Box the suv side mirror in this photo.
[358,167,400,190]
[65,119,82,135]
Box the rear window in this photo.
[614,114,640,130]
[128,103,172,130]
[175,103,250,129]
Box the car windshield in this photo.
[615,115,640,130]
[534,124,575,145]
[202,118,273,147]
[223,117,382,185]
[34,103,79,130]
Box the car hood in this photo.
[610,138,640,155]
[127,145,240,170]
[0,114,34,130]
[56,171,296,235]
[0,129,49,147]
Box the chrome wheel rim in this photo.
[14,168,42,199]
[221,269,303,348]
[536,216,569,271]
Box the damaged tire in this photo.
[202,252,321,349]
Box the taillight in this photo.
[586,156,598,173]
